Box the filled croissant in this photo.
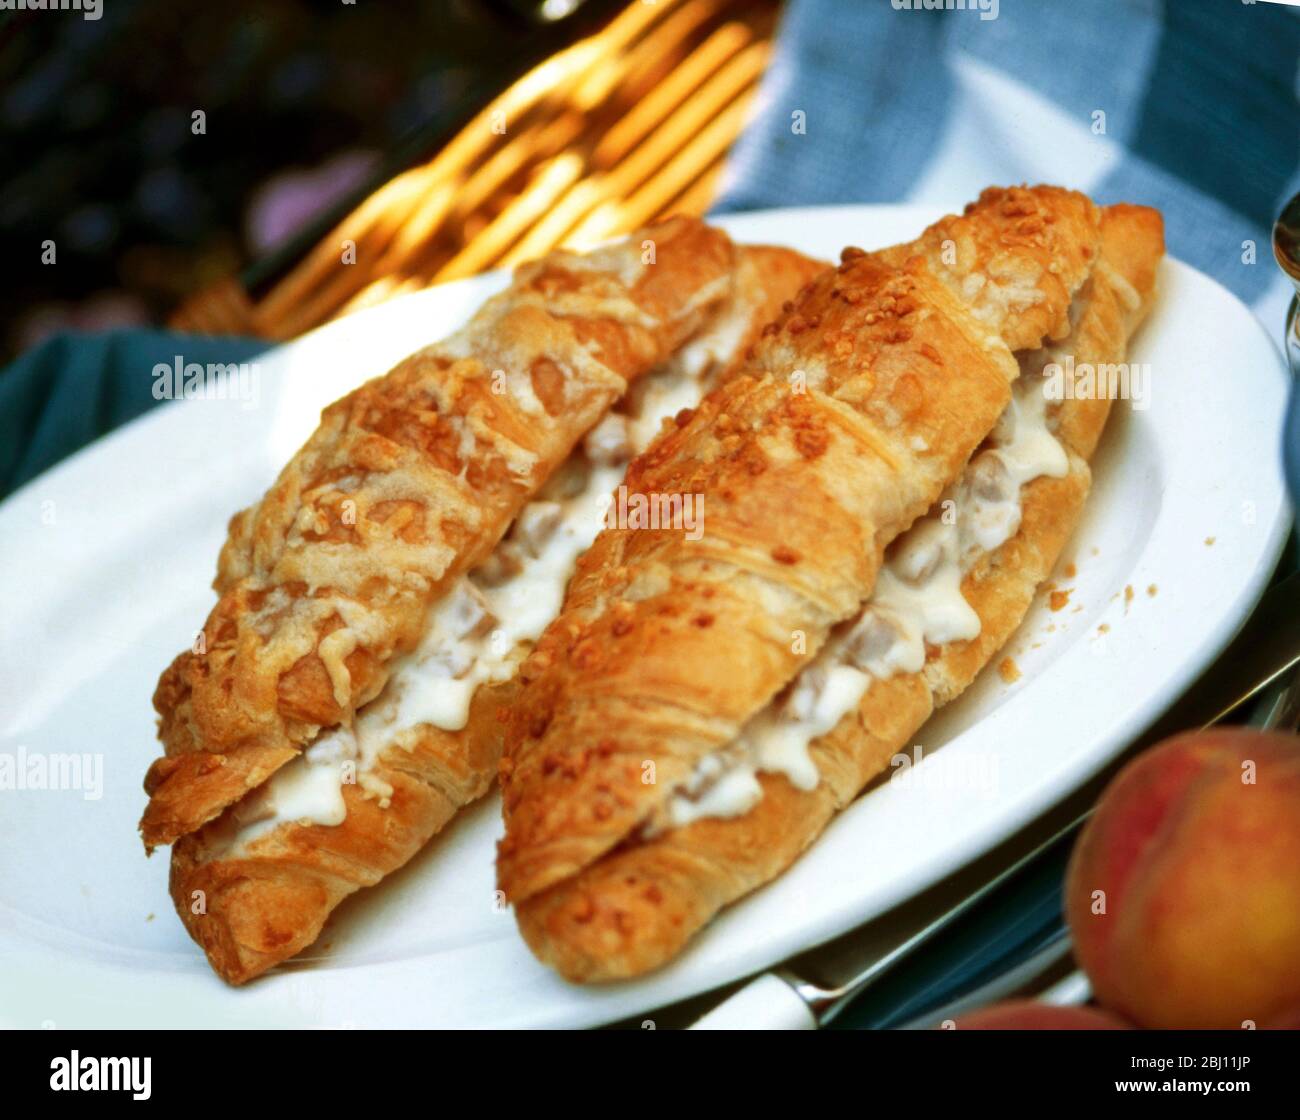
[499,188,1163,981]
[143,219,823,983]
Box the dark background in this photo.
[0,0,622,362]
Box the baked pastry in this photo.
[499,189,1162,981]
[140,215,735,854]
[152,236,824,983]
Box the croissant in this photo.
[157,239,825,983]
[139,215,736,854]
[498,188,1160,981]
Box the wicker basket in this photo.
[169,0,778,340]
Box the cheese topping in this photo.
[663,364,1070,829]
[224,302,747,853]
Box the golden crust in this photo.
[1052,203,1164,462]
[497,186,1107,907]
[512,201,1163,982]
[875,184,1102,352]
[164,245,825,984]
[141,216,736,850]
[170,674,517,984]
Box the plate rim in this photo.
[0,202,1291,1029]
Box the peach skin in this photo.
[1066,729,1300,1030]
[945,1001,1131,1031]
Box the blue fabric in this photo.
[712,0,1300,306]
[710,0,1300,1027]
[0,330,265,499]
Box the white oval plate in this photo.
[0,206,1290,1029]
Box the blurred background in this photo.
[4,0,1298,362]
[0,0,776,361]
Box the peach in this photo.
[1066,729,1300,1029]
[1262,1005,1300,1030]
[944,1001,1130,1030]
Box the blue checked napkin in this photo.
[713,0,1300,319]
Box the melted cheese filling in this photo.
[223,303,747,854]
[662,363,1069,830]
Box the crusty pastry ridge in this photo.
[140,185,1166,989]
[497,186,1104,910]
[141,216,735,852]
[157,240,825,983]
[499,189,1166,981]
